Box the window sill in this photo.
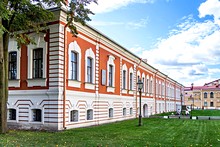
[9,79,20,87]
[107,86,115,93]
[68,79,81,88]
[27,78,47,87]
[122,89,127,94]
[128,90,134,95]
[85,82,95,90]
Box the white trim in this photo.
[85,48,95,84]
[107,55,115,91]
[122,64,128,90]
[27,33,47,87]
[129,67,134,91]
[8,38,21,87]
[68,41,82,87]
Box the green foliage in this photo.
[1,118,220,146]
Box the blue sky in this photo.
[88,0,220,86]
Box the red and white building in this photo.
[7,7,184,130]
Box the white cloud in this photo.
[133,8,220,87]
[88,0,155,14]
[89,18,148,29]
[198,0,220,25]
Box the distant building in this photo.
[184,79,220,110]
[7,7,184,130]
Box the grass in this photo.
[1,118,220,146]
[192,110,220,116]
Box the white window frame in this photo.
[122,64,128,94]
[142,73,145,95]
[27,33,47,87]
[129,67,134,94]
[109,108,113,118]
[107,55,115,92]
[70,110,79,122]
[85,48,95,90]
[87,109,93,120]
[8,38,21,87]
[68,41,81,88]
[123,108,126,116]
[146,75,149,95]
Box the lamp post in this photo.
[137,79,143,126]
[180,93,183,115]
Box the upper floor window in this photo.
[122,70,126,89]
[109,65,113,87]
[85,48,95,84]
[107,55,115,89]
[87,57,93,83]
[130,73,133,90]
[8,52,17,80]
[142,77,145,92]
[70,110,78,122]
[210,92,214,98]
[68,41,81,82]
[33,48,43,78]
[146,78,149,93]
[204,92,207,98]
[70,51,78,80]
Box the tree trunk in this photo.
[0,17,7,134]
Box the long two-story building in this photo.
[7,6,184,130]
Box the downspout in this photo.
[164,76,168,112]
[136,58,142,118]
[154,69,158,114]
[63,23,68,130]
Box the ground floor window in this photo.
[204,102,207,106]
[210,102,214,107]
[123,108,126,116]
[8,109,16,120]
[87,109,93,120]
[32,109,42,122]
[130,108,133,115]
[109,108,113,118]
[70,110,78,122]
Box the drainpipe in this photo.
[136,58,142,118]
[154,69,159,114]
[63,22,68,130]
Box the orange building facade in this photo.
[7,7,184,130]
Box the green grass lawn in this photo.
[1,118,220,146]
[192,110,220,116]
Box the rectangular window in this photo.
[33,109,41,122]
[87,57,92,83]
[122,70,126,89]
[204,102,207,106]
[8,52,17,80]
[142,77,145,92]
[87,109,93,120]
[130,73,133,90]
[33,48,43,78]
[71,51,78,80]
[8,109,16,120]
[210,102,214,107]
[146,79,148,93]
[109,65,113,87]
[70,110,78,122]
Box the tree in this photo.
[0,0,97,134]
